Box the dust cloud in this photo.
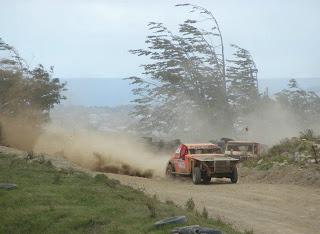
[1,100,319,177]
[238,102,320,145]
[32,124,169,177]
[0,113,169,178]
[0,115,41,151]
[155,97,320,146]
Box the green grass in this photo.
[242,154,289,170]
[242,134,320,170]
[0,153,243,234]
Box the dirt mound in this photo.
[240,164,320,187]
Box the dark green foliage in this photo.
[0,37,66,149]
[227,44,259,114]
[0,37,66,120]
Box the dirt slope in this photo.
[107,174,320,234]
[1,146,319,234]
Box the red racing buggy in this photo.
[166,143,239,184]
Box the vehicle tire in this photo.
[202,174,211,184]
[154,215,187,227]
[165,163,175,178]
[230,167,238,184]
[172,225,222,234]
[0,183,17,190]
[192,167,202,184]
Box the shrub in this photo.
[202,207,208,219]
[94,173,108,183]
[52,174,61,184]
[300,129,316,141]
[146,199,156,218]
[185,198,195,211]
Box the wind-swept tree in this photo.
[0,37,66,149]
[0,37,66,119]
[276,79,320,129]
[127,4,259,140]
[227,44,259,115]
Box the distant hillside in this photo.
[60,78,320,107]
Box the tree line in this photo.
[0,37,66,148]
[127,4,320,140]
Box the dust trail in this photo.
[241,103,320,145]
[0,115,41,151]
[33,124,169,177]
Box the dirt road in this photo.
[107,174,320,234]
[1,146,319,234]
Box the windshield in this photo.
[227,144,253,152]
[188,148,221,154]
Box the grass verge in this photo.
[0,153,243,234]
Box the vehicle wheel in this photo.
[154,215,187,227]
[202,174,211,184]
[192,167,202,184]
[230,167,238,183]
[165,164,175,178]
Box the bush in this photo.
[94,173,108,183]
[146,199,156,218]
[202,207,209,219]
[300,129,317,141]
[185,198,195,211]
[243,132,320,170]
[52,173,61,184]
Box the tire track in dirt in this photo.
[107,174,320,234]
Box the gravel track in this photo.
[107,173,320,234]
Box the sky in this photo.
[1,0,320,80]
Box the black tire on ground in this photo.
[0,183,17,190]
[154,215,187,228]
[165,163,175,178]
[172,226,222,234]
[230,166,238,183]
[192,167,202,184]
[202,174,211,184]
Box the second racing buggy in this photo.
[224,141,267,161]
